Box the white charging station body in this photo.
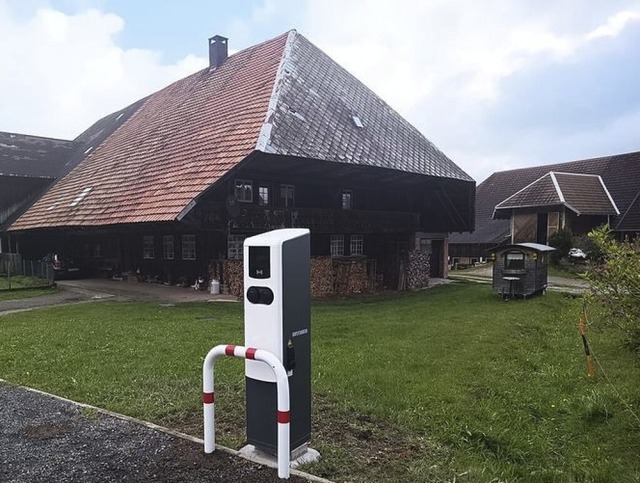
[243,229,311,454]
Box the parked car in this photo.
[568,248,588,261]
[41,253,82,279]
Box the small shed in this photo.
[488,243,555,299]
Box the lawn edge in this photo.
[0,378,333,483]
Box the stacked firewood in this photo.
[406,250,430,289]
[208,256,374,298]
[207,259,244,296]
[311,257,334,297]
[333,259,370,293]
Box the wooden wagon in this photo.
[488,243,555,299]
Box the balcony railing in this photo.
[232,206,420,233]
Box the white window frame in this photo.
[228,234,246,260]
[258,185,270,206]
[341,190,353,210]
[281,184,295,208]
[350,234,363,256]
[163,235,174,260]
[235,179,253,203]
[330,234,344,257]
[143,236,155,259]
[182,234,196,260]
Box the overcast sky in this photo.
[1,0,640,183]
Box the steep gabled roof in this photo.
[11,30,472,231]
[0,132,76,178]
[451,151,640,244]
[493,172,619,219]
[262,34,472,181]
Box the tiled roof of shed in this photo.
[493,172,618,218]
[11,30,471,231]
[450,151,640,244]
[0,132,76,178]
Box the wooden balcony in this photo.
[232,206,420,233]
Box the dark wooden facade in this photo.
[15,154,474,290]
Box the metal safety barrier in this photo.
[202,344,291,479]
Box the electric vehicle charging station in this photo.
[243,228,311,456]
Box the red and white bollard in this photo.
[202,344,291,479]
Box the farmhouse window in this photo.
[350,234,363,255]
[163,235,174,260]
[182,234,196,260]
[330,234,344,257]
[341,190,353,210]
[259,185,270,206]
[92,243,101,258]
[228,234,246,260]
[143,236,155,259]
[504,251,525,270]
[280,184,295,207]
[234,179,253,202]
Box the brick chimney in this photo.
[209,35,228,69]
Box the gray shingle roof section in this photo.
[261,32,473,182]
[617,191,640,231]
[451,151,640,244]
[495,173,560,211]
[0,132,76,178]
[553,172,618,215]
[493,172,618,218]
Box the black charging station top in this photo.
[248,246,270,279]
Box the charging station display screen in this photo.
[249,246,270,279]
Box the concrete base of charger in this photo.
[239,443,321,469]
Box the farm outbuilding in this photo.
[488,243,555,299]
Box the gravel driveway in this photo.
[0,278,237,316]
[0,383,315,483]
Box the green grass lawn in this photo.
[1,283,638,482]
[0,275,56,301]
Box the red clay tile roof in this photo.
[11,30,472,231]
[11,33,288,229]
[493,171,619,219]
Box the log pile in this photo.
[208,259,243,296]
[333,258,370,294]
[406,250,430,289]
[311,257,334,297]
[222,260,244,296]
[208,256,375,298]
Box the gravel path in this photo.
[0,279,238,316]
[0,383,312,483]
[449,265,588,294]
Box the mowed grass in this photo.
[1,283,639,482]
[0,275,54,300]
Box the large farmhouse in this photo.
[5,31,475,294]
[450,151,640,266]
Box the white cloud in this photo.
[290,0,640,182]
[587,10,640,40]
[3,0,640,186]
[0,5,207,139]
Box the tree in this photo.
[583,225,640,352]
[548,228,573,264]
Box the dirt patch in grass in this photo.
[160,392,454,483]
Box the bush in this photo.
[548,228,573,264]
[583,225,640,352]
